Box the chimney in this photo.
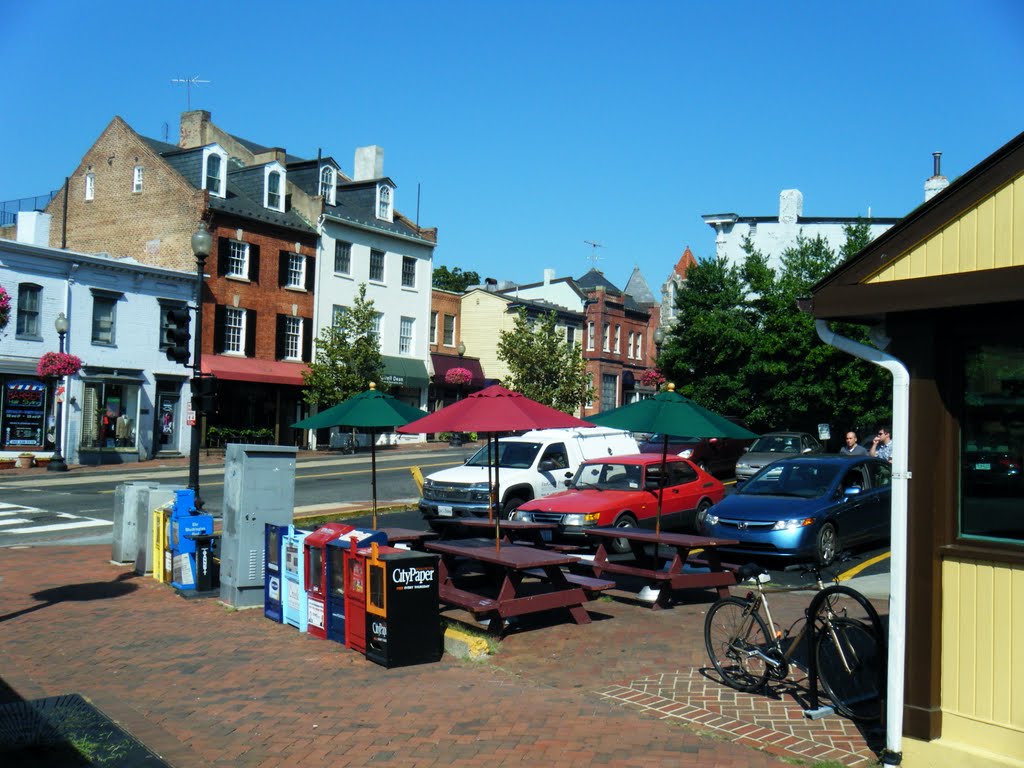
[484,277,498,292]
[354,145,384,181]
[179,110,212,149]
[16,211,51,247]
[924,151,950,201]
[254,148,287,165]
[778,189,803,225]
[543,268,555,285]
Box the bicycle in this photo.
[703,558,883,722]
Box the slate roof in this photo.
[624,266,656,305]
[228,134,306,165]
[575,269,646,313]
[325,180,430,241]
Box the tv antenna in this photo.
[171,76,210,111]
[584,239,604,268]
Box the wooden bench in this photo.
[522,568,615,596]
[438,584,498,615]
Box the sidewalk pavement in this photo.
[0,542,886,767]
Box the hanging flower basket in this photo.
[444,367,473,386]
[639,368,666,388]
[37,351,83,378]
[0,286,11,331]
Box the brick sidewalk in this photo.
[0,546,881,767]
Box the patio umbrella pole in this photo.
[494,432,501,551]
[486,433,494,523]
[656,432,668,536]
[371,428,378,529]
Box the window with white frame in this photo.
[227,241,249,278]
[319,165,336,205]
[587,322,595,350]
[332,304,347,327]
[84,172,95,201]
[603,323,610,352]
[334,241,351,274]
[399,317,414,355]
[377,184,392,221]
[369,249,385,282]
[429,311,438,344]
[283,316,302,360]
[586,373,594,408]
[628,331,635,359]
[224,307,245,353]
[264,164,285,211]
[371,313,382,340]
[132,165,143,193]
[614,325,621,354]
[285,253,305,288]
[92,294,118,345]
[16,283,41,337]
[636,333,644,360]
[566,326,576,349]
[202,146,227,198]
[401,255,416,288]
[442,314,455,346]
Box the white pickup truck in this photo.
[418,427,638,529]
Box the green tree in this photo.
[840,219,873,263]
[301,284,384,408]
[432,265,481,292]
[496,308,593,413]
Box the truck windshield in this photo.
[466,442,542,469]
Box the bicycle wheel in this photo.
[816,617,882,721]
[704,597,773,692]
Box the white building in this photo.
[0,213,195,464]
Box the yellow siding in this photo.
[941,558,1024,759]
[459,291,513,383]
[867,173,1023,283]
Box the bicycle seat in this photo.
[737,563,769,583]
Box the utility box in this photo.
[219,444,297,608]
[134,484,177,575]
[113,482,158,565]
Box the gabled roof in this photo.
[811,130,1024,321]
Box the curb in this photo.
[442,625,491,660]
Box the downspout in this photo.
[815,319,908,765]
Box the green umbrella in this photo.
[588,384,756,534]
[292,384,427,527]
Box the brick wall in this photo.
[430,289,462,353]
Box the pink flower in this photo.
[639,368,665,388]
[444,366,473,386]
[0,286,11,331]
[37,351,83,378]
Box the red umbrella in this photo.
[398,385,593,546]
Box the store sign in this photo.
[1,379,47,448]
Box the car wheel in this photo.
[694,499,713,531]
[503,497,524,519]
[816,522,839,566]
[610,513,637,554]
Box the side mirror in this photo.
[539,459,556,471]
[802,447,813,454]
[743,446,750,453]
[843,486,862,496]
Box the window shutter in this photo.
[217,238,230,277]
[249,244,260,283]
[305,256,316,291]
[275,314,286,360]
[213,305,226,354]
[278,251,288,287]
[245,309,257,356]
[302,317,312,362]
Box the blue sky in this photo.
[3,1,1023,292]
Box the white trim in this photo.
[223,306,246,354]
[319,165,336,205]
[201,145,228,198]
[84,172,95,201]
[132,165,144,193]
[263,161,286,212]
[376,183,394,222]
[283,316,303,360]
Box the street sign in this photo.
[186,409,196,426]
[817,423,831,441]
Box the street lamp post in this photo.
[48,312,70,472]
[188,221,213,509]
[449,341,467,447]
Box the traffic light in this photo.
[193,375,218,413]
[166,307,192,364]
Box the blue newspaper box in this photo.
[168,489,214,591]
[264,523,290,622]
[326,529,388,646]
[281,525,313,631]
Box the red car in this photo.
[512,454,725,552]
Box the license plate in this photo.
[540,529,552,542]
[438,505,453,517]
[975,463,991,471]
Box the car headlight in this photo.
[563,513,601,527]
[680,449,694,458]
[423,478,434,490]
[772,517,815,531]
[735,462,748,469]
[704,513,719,526]
[513,509,532,522]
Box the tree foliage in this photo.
[660,231,891,437]
[496,308,594,413]
[432,265,481,292]
[301,284,384,408]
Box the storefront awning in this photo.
[430,353,486,387]
[201,356,309,386]
[381,356,429,389]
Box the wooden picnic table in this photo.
[380,527,439,550]
[579,527,740,609]
[425,539,613,636]
[458,518,557,547]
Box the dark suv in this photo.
[638,424,753,478]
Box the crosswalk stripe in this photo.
[0,518,31,527]
[6,520,113,534]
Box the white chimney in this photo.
[354,145,384,181]
[779,189,803,225]
[543,268,555,285]
[924,151,950,201]
[16,211,51,247]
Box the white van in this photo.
[418,427,638,528]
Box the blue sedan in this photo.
[697,456,891,565]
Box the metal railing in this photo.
[0,190,61,227]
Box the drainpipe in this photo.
[815,319,908,765]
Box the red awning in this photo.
[201,355,309,386]
[430,353,486,387]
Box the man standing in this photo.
[839,431,868,456]
[870,427,893,462]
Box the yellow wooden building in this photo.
[812,131,1024,766]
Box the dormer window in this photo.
[263,163,286,212]
[319,166,336,205]
[376,183,393,221]
[202,145,228,198]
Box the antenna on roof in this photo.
[162,122,169,142]
[584,240,604,268]
[171,76,210,111]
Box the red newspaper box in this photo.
[304,522,354,639]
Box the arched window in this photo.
[377,184,392,220]
[319,166,336,205]
[267,171,282,210]
[203,150,225,197]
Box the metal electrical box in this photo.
[219,444,297,608]
[113,481,177,574]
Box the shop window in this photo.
[80,381,139,450]
[960,342,1024,545]
[0,376,48,450]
